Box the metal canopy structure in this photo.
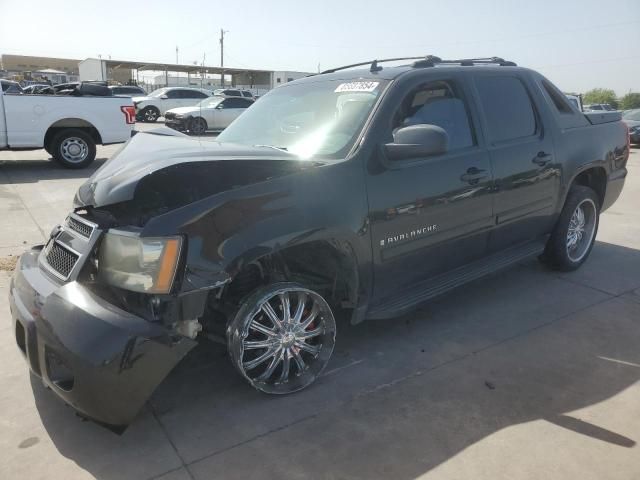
[94,57,273,88]
[101,58,269,76]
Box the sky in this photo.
[1,0,639,95]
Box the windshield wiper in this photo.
[253,144,289,152]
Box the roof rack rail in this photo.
[413,56,517,67]
[321,56,433,74]
[320,56,517,75]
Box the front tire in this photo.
[189,116,208,135]
[227,283,336,395]
[542,185,600,271]
[51,129,96,169]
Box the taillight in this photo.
[121,105,136,124]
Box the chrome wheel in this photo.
[566,198,597,262]
[190,117,207,135]
[59,137,89,164]
[228,284,336,394]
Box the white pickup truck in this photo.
[0,84,135,168]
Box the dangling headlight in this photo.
[98,229,182,294]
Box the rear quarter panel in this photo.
[3,94,133,147]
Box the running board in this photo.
[367,240,546,320]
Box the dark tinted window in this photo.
[394,80,475,151]
[182,89,208,99]
[165,89,182,99]
[222,98,252,108]
[242,91,253,98]
[475,76,536,143]
[542,80,574,114]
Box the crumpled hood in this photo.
[75,128,307,210]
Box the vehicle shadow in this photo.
[32,241,640,480]
[0,157,107,183]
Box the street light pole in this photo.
[220,28,228,86]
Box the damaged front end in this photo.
[9,129,321,431]
[9,212,203,432]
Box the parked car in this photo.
[9,56,630,430]
[584,103,616,112]
[23,84,52,94]
[109,85,146,97]
[213,88,254,98]
[0,82,135,168]
[1,79,23,94]
[165,96,254,134]
[623,109,640,144]
[133,87,212,122]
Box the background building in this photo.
[1,54,312,94]
[0,54,79,84]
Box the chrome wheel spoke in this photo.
[258,349,284,381]
[278,350,291,383]
[249,320,277,337]
[244,338,278,350]
[261,302,283,329]
[244,347,278,370]
[292,292,307,324]
[299,303,319,330]
[279,293,291,326]
[296,326,324,340]
[292,348,307,372]
[295,340,320,356]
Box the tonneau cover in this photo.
[585,111,621,125]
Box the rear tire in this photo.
[141,106,160,123]
[227,282,336,395]
[51,129,96,169]
[541,185,599,271]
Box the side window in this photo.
[542,80,574,114]
[393,80,475,151]
[475,76,537,143]
[186,90,208,99]
[166,89,182,99]
[224,98,248,108]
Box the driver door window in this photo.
[393,81,475,151]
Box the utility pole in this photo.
[219,28,228,86]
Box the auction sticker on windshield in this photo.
[334,81,379,93]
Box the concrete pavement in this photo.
[1,138,639,480]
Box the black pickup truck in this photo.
[9,56,630,431]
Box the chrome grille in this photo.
[67,216,94,238]
[45,242,79,279]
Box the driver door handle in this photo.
[532,151,552,166]
[460,167,488,184]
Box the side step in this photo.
[367,240,546,320]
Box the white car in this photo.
[133,87,212,122]
[0,83,134,168]
[164,96,254,134]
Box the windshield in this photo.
[148,88,168,97]
[623,109,640,121]
[216,78,388,159]
[198,97,224,108]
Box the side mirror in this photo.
[160,94,169,99]
[384,124,448,161]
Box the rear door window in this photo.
[475,76,537,143]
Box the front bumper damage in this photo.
[9,248,196,432]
